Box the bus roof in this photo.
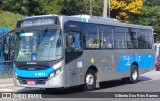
[20,14,59,20]
[18,14,153,30]
[66,15,153,30]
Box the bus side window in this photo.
[99,25,113,49]
[74,33,82,51]
[66,32,82,52]
[127,41,132,49]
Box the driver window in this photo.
[66,32,82,52]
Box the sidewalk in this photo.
[0,78,13,85]
[0,78,15,91]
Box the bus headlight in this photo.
[48,68,62,79]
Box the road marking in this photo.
[0,89,13,91]
[0,84,14,87]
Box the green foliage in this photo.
[2,0,64,15]
[0,0,103,30]
[1,0,160,43]
[130,1,160,42]
[144,0,160,7]
[41,0,64,15]
[2,0,44,15]
[0,10,24,30]
[1,0,103,16]
[62,0,86,15]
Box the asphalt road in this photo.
[1,69,160,101]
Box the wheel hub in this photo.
[86,74,94,86]
[132,69,138,80]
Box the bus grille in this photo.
[18,67,49,70]
[17,77,48,85]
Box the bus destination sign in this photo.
[20,17,58,27]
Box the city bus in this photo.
[7,14,155,91]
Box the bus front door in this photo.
[65,31,84,87]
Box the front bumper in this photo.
[13,71,64,88]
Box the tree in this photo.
[130,2,160,42]
[110,0,143,23]
[61,0,103,16]
[1,0,103,16]
[1,0,64,16]
[41,0,64,15]
[144,0,160,7]
[92,0,103,16]
[61,0,85,15]
[131,0,160,42]
[0,0,3,9]
[2,0,29,15]
[0,10,24,29]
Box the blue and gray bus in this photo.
[7,15,155,91]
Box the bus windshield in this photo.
[14,29,62,61]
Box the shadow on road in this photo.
[139,76,152,81]
[98,79,128,90]
[97,75,152,90]
[17,76,152,95]
[17,85,85,94]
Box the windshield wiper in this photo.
[37,28,48,45]
[44,28,48,33]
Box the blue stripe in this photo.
[118,54,155,72]
[14,67,54,78]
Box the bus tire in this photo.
[129,65,139,84]
[84,69,96,91]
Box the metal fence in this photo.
[0,49,14,77]
[0,28,14,78]
[0,61,13,77]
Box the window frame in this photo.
[64,21,153,50]
[85,24,100,49]
[99,25,114,49]
[66,31,83,52]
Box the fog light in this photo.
[49,72,55,79]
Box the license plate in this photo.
[27,80,36,85]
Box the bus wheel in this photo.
[130,65,139,84]
[84,69,96,91]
